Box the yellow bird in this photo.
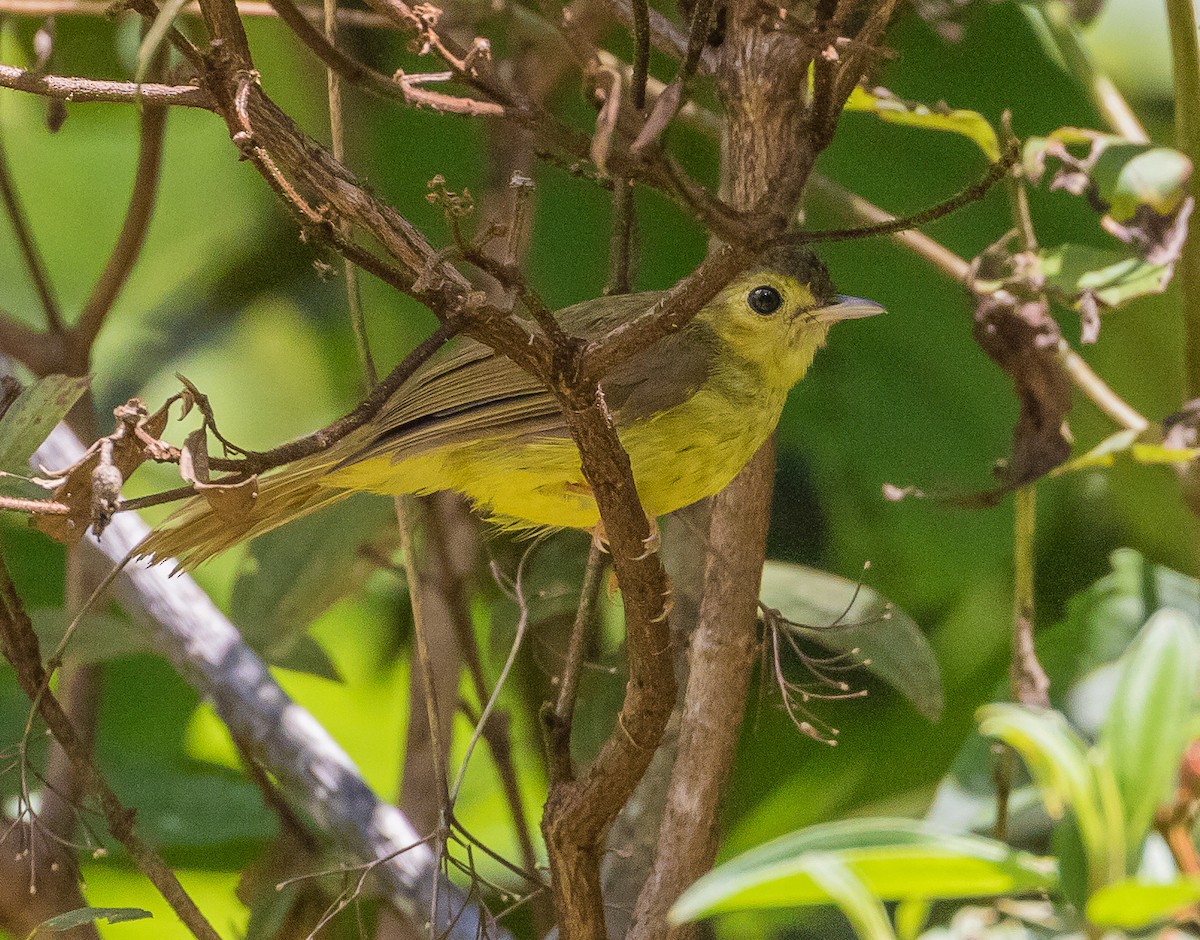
[138,246,882,569]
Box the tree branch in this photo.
[0,553,223,940]
[0,64,215,108]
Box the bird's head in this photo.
[699,245,884,387]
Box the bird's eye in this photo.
[747,285,783,315]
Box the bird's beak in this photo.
[813,295,886,323]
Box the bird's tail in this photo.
[135,452,351,571]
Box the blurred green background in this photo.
[0,0,1194,935]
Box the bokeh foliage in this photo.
[0,0,1193,936]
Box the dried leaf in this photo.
[972,293,1072,492]
[194,475,259,520]
[33,399,170,544]
[1024,129,1194,265]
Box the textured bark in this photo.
[626,4,898,936]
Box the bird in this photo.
[136,245,882,570]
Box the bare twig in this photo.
[546,541,606,782]
[629,0,650,109]
[0,554,224,940]
[0,0,400,28]
[0,64,214,107]
[1010,485,1048,708]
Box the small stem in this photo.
[323,0,377,386]
[630,0,650,110]
[1011,485,1049,708]
[1057,340,1149,432]
[607,177,636,295]
[554,540,609,739]
[1167,0,1200,397]
[1039,0,1149,144]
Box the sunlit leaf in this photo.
[1051,429,1200,476]
[28,906,152,936]
[0,374,88,478]
[760,562,944,721]
[805,858,897,940]
[1100,608,1200,855]
[845,86,1001,161]
[1086,877,1200,929]
[977,703,1124,886]
[669,818,1056,923]
[894,898,931,940]
[1037,243,1174,307]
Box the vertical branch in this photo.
[1010,485,1048,708]
[630,0,650,110]
[323,0,377,386]
[0,554,223,940]
[1167,0,1200,398]
[608,178,637,295]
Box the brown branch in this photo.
[205,318,459,474]
[580,244,751,383]
[0,63,215,107]
[0,0,400,28]
[0,553,223,940]
[630,0,650,109]
[268,0,506,114]
[604,0,715,73]
[783,142,1018,248]
[71,101,168,369]
[0,494,70,514]
[547,541,606,782]
[0,127,63,332]
[627,445,774,940]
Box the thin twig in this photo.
[0,129,63,332]
[322,0,377,386]
[547,541,606,781]
[0,63,215,107]
[0,0,400,28]
[630,0,650,110]
[448,548,533,806]
[1038,0,1149,144]
[1010,485,1048,708]
[0,553,223,940]
[204,319,458,474]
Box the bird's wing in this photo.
[348,291,718,464]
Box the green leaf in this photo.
[760,562,944,721]
[1100,608,1200,855]
[977,703,1124,887]
[28,906,152,937]
[669,818,1056,923]
[894,898,931,940]
[1092,144,1192,221]
[231,494,392,667]
[845,87,1001,162]
[805,858,897,940]
[1087,877,1200,929]
[1037,243,1173,307]
[0,374,89,478]
[1052,429,1200,475]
